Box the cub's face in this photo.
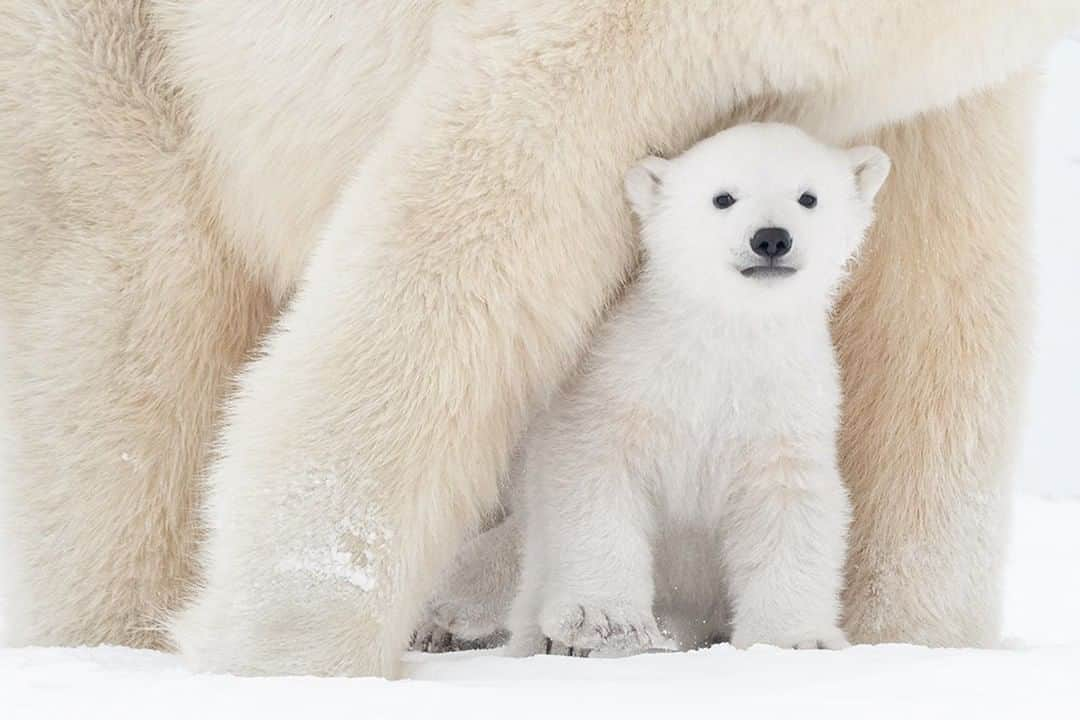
[626,123,890,312]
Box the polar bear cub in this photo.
[508,123,890,656]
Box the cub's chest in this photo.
[644,421,745,524]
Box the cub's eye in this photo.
[798,192,818,209]
[712,193,736,209]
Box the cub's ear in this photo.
[848,145,891,204]
[624,156,669,218]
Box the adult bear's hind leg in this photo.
[835,74,1036,647]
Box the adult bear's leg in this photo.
[1,226,272,650]
[0,4,276,647]
[835,75,1036,647]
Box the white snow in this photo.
[2,35,1079,720]
[274,514,392,592]
[275,546,379,591]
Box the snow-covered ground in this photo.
[2,37,1079,720]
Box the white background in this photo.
[1021,37,1080,496]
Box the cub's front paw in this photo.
[410,607,508,654]
[732,625,849,650]
[429,598,502,641]
[539,601,661,654]
[411,618,455,653]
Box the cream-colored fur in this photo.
[0,2,277,648]
[0,1,1076,676]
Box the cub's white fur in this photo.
[508,124,889,655]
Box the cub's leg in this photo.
[723,449,851,650]
[522,441,662,655]
[412,514,521,652]
[506,506,549,657]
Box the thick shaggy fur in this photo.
[0,1,1075,676]
[506,124,888,657]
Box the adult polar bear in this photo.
[0,1,1076,677]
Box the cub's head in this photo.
[625,123,889,312]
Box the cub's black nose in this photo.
[750,227,792,258]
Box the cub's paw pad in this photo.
[543,638,591,657]
[411,619,507,653]
[540,602,660,653]
[411,621,455,653]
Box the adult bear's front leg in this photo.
[835,75,1036,647]
[167,27,646,679]
[168,165,638,677]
